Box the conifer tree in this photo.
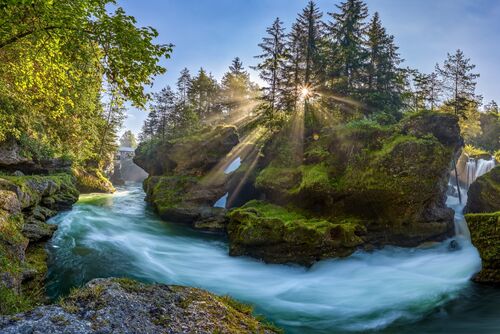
[328,0,368,95]
[221,57,255,112]
[188,68,221,120]
[364,12,403,113]
[177,68,192,107]
[436,49,479,118]
[296,1,324,89]
[254,18,287,114]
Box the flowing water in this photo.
[45,184,500,333]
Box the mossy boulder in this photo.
[73,167,115,194]
[0,278,282,334]
[465,165,500,213]
[135,125,239,176]
[465,212,500,285]
[227,200,366,265]
[144,175,228,232]
[253,112,460,256]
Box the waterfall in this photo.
[448,156,495,239]
[465,156,496,189]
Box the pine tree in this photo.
[296,1,324,89]
[328,0,368,95]
[254,18,287,114]
[150,86,176,141]
[177,68,191,107]
[283,22,306,111]
[411,71,431,112]
[188,68,221,120]
[364,12,403,113]
[436,49,479,118]
[426,72,442,111]
[221,57,254,112]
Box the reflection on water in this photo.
[46,184,499,334]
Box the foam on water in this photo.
[46,184,483,333]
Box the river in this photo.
[45,183,500,334]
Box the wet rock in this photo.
[73,167,115,194]
[465,212,500,285]
[447,239,461,251]
[465,165,500,214]
[0,278,281,334]
[22,219,57,242]
[227,200,366,265]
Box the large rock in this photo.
[252,112,461,256]
[0,278,281,334]
[465,212,500,285]
[73,167,115,194]
[0,139,72,174]
[135,125,239,176]
[227,200,365,265]
[143,175,228,233]
[465,165,500,213]
[137,125,245,232]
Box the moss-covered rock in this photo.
[0,173,79,314]
[252,112,460,257]
[465,212,500,285]
[465,165,500,213]
[0,278,282,334]
[73,167,115,194]
[135,125,239,176]
[227,200,365,265]
[144,175,228,232]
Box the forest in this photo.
[0,1,499,334]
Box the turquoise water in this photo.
[46,184,500,333]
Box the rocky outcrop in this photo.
[463,166,500,285]
[136,125,243,233]
[73,167,115,194]
[137,112,463,265]
[465,212,500,285]
[244,112,461,264]
[0,173,78,314]
[0,139,72,174]
[0,278,281,334]
[227,200,365,265]
[465,165,500,213]
[135,125,239,177]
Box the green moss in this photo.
[0,285,33,314]
[291,163,337,196]
[227,200,365,255]
[146,175,198,215]
[73,167,114,194]
[463,144,490,158]
[465,212,500,284]
[21,243,49,306]
[255,166,300,196]
[114,277,143,293]
[60,283,105,313]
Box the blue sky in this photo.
[119,0,500,135]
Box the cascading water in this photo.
[464,156,496,189]
[44,184,490,333]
